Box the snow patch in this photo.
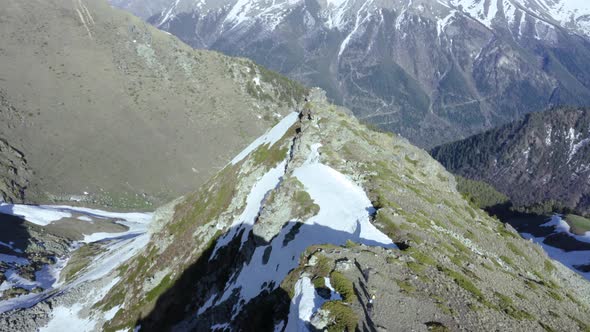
[211,158,289,258]
[521,232,590,280]
[40,277,121,332]
[0,203,72,226]
[230,112,298,165]
[541,215,590,243]
[198,143,395,318]
[285,277,322,331]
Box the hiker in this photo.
[367,293,376,316]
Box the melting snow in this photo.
[0,204,153,318]
[285,275,342,331]
[521,232,590,281]
[40,278,121,332]
[230,112,298,165]
[541,215,590,244]
[199,143,395,318]
[0,203,72,226]
[211,158,289,259]
[517,214,590,281]
[285,277,322,331]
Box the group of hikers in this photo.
[298,97,312,121]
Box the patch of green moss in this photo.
[494,291,513,307]
[407,261,426,274]
[449,254,468,267]
[344,240,358,248]
[425,322,451,331]
[145,274,174,303]
[408,248,436,266]
[281,267,305,299]
[564,214,590,235]
[450,238,471,256]
[504,306,535,320]
[313,255,333,278]
[375,210,400,237]
[396,279,416,294]
[525,280,539,290]
[506,242,525,258]
[500,255,514,266]
[544,260,556,273]
[251,142,289,168]
[330,271,355,303]
[292,189,320,217]
[440,267,483,300]
[312,277,326,289]
[497,224,519,239]
[100,290,125,311]
[565,292,584,308]
[436,302,453,315]
[547,290,563,301]
[321,301,358,332]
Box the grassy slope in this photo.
[0,0,307,208]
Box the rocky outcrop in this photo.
[0,137,30,203]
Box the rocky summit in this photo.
[112,0,590,148]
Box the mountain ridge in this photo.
[1,87,589,330]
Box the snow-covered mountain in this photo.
[112,0,590,147]
[148,0,590,38]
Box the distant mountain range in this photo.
[431,107,590,215]
[110,0,590,147]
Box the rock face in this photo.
[112,0,590,148]
[0,0,307,208]
[8,88,587,331]
[0,138,30,203]
[431,107,590,215]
